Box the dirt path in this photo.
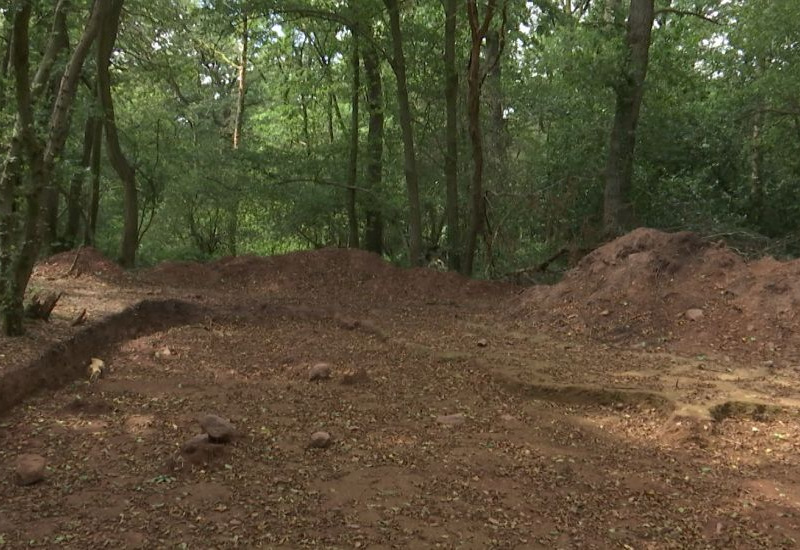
[2,247,800,548]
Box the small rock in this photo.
[436,413,466,426]
[500,413,516,422]
[155,346,174,359]
[685,308,704,321]
[309,363,332,381]
[599,310,611,317]
[341,367,369,386]
[180,434,226,465]
[309,431,332,449]
[16,454,46,486]
[199,414,236,443]
[181,433,211,453]
[476,338,488,348]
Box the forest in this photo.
[4,2,800,547]
[1,0,799,335]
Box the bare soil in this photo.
[2,233,800,549]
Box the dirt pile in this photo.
[516,228,800,361]
[140,248,504,305]
[34,247,127,283]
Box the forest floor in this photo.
[2,230,800,549]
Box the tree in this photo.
[0,0,110,335]
[463,0,502,276]
[442,0,460,271]
[97,0,138,267]
[383,0,423,266]
[602,0,655,235]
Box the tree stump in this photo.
[24,292,62,321]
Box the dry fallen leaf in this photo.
[87,357,105,382]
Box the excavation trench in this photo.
[0,299,207,415]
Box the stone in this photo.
[199,414,236,443]
[476,338,489,348]
[340,368,369,386]
[309,363,332,381]
[155,346,174,359]
[181,433,211,453]
[436,413,466,426]
[685,308,704,321]
[15,454,46,486]
[308,431,332,449]
[180,434,226,465]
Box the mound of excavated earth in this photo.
[516,227,800,362]
[139,248,502,305]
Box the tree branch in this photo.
[654,8,720,25]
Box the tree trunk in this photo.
[346,36,360,249]
[63,115,97,248]
[484,26,507,275]
[383,0,423,266]
[602,0,655,236]
[96,0,137,268]
[228,9,249,256]
[442,0,461,271]
[37,1,71,254]
[749,109,765,227]
[463,0,498,276]
[85,114,103,245]
[232,12,248,150]
[362,44,384,255]
[1,0,107,335]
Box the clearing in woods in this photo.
[2,229,800,549]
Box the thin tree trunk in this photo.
[232,11,248,150]
[383,0,423,266]
[362,44,384,255]
[602,0,655,235]
[484,25,506,275]
[346,36,360,249]
[85,114,103,246]
[463,0,498,276]
[96,0,137,268]
[228,9,249,256]
[37,0,71,253]
[749,109,765,226]
[64,115,97,248]
[442,0,461,271]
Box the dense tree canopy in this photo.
[1,0,799,334]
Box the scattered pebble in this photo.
[308,431,332,449]
[436,413,466,426]
[15,454,46,486]
[685,308,704,321]
[309,363,332,381]
[199,414,236,443]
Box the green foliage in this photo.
[7,0,800,284]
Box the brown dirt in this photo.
[1,239,800,548]
[516,227,800,364]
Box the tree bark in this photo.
[749,109,765,226]
[228,9,249,256]
[383,0,423,266]
[64,114,97,248]
[463,0,498,276]
[232,11,248,150]
[346,36,360,249]
[362,43,384,255]
[602,0,655,236]
[96,0,138,268]
[85,113,103,245]
[36,0,71,253]
[442,0,461,271]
